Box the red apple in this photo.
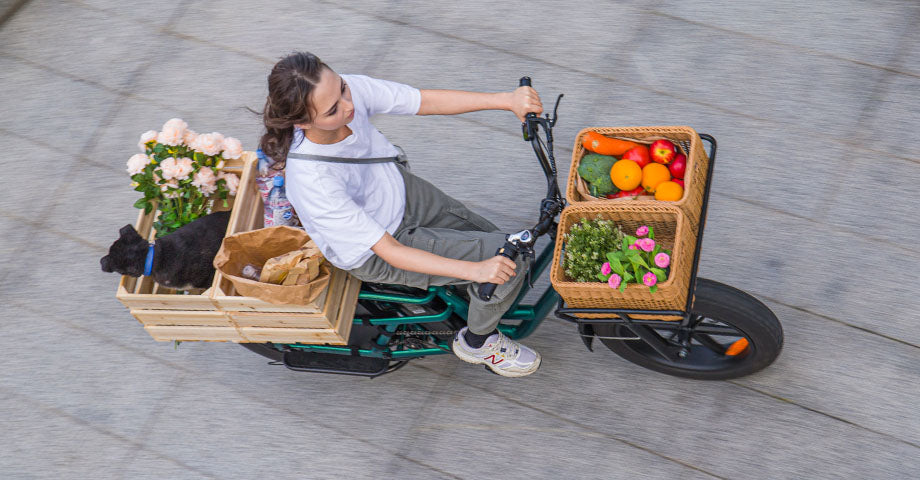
[650,139,676,164]
[672,178,685,188]
[614,186,646,198]
[621,145,651,168]
[668,153,686,179]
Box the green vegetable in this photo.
[562,217,625,282]
[577,153,618,196]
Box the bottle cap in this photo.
[256,148,265,160]
[273,176,284,187]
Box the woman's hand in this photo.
[509,86,543,122]
[468,255,518,284]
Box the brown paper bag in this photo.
[213,226,331,305]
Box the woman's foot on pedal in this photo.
[451,327,541,377]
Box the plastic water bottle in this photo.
[265,176,295,227]
[255,148,279,203]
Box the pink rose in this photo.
[636,225,649,237]
[221,136,243,159]
[217,171,240,195]
[126,153,151,175]
[654,252,670,268]
[183,129,198,146]
[193,168,217,195]
[628,244,638,250]
[138,130,158,151]
[607,273,622,289]
[601,262,611,276]
[161,179,180,198]
[157,119,186,146]
[174,157,194,180]
[158,157,179,180]
[636,238,656,252]
[194,133,224,156]
[643,271,657,287]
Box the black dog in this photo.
[100,210,231,290]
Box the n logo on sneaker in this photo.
[484,354,504,365]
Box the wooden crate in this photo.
[114,150,361,345]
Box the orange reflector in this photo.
[725,338,749,356]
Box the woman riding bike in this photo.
[258,51,545,377]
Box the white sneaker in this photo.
[452,327,541,377]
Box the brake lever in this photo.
[549,94,563,127]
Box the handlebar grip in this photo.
[519,76,532,87]
[477,242,519,301]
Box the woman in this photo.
[259,51,544,377]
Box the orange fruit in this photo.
[610,159,642,190]
[654,180,684,201]
[641,163,671,193]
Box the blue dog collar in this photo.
[143,243,155,277]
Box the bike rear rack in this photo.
[555,133,718,357]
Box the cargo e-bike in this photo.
[243,78,784,380]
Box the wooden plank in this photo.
[332,273,361,344]
[131,309,232,327]
[228,311,333,329]
[145,325,245,342]
[239,327,347,345]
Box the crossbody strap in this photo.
[287,152,398,164]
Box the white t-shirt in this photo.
[285,74,422,270]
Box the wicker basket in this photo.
[550,202,694,319]
[567,126,709,229]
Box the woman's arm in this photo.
[371,232,517,285]
[418,87,543,122]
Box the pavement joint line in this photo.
[0,206,107,251]
[0,125,125,175]
[760,295,920,350]
[728,380,920,451]
[3,300,469,480]
[648,9,920,81]
[0,385,222,479]
[55,0,920,165]
[408,364,729,480]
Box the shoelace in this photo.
[488,333,520,360]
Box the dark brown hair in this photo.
[257,51,328,169]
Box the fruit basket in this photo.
[550,201,693,320]
[567,126,710,229]
[115,152,361,344]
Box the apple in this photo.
[614,186,646,198]
[668,153,686,179]
[621,145,651,168]
[672,178,685,188]
[650,139,677,164]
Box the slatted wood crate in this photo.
[115,151,360,345]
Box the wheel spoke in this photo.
[692,333,727,355]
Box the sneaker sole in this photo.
[451,342,542,378]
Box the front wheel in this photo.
[595,278,783,380]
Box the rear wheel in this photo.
[595,278,783,380]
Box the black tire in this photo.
[595,278,783,380]
[241,342,284,362]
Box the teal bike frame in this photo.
[285,235,560,360]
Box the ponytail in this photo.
[255,51,328,170]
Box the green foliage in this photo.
[562,217,625,282]
[577,154,619,196]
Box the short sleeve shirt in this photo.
[284,74,421,270]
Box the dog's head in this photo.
[100,224,150,277]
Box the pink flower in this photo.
[601,262,612,275]
[157,119,187,146]
[217,171,240,195]
[160,179,180,198]
[636,225,649,237]
[182,129,198,146]
[636,238,656,252]
[607,273,622,289]
[126,154,151,175]
[193,168,217,195]
[221,136,243,159]
[174,157,194,180]
[643,272,657,287]
[655,252,670,268]
[138,130,158,151]
[159,157,180,180]
[628,243,638,250]
[194,132,224,156]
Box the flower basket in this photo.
[550,202,694,319]
[567,126,710,229]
